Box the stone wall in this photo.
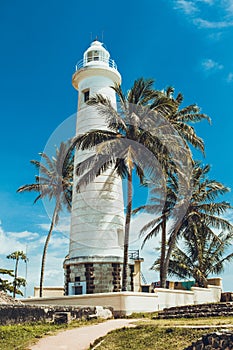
[64,259,134,295]
[0,304,112,325]
[158,302,233,319]
[184,331,233,349]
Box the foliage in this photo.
[165,230,233,287]
[133,84,210,287]
[5,252,27,297]
[0,268,14,294]
[17,141,74,297]
[152,162,233,287]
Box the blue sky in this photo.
[0,0,233,296]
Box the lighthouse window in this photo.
[83,89,90,103]
[87,51,92,62]
[87,50,100,62]
[93,50,99,61]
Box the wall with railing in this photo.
[75,57,117,71]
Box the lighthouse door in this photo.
[74,286,82,295]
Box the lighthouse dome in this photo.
[83,40,113,68]
[73,40,121,89]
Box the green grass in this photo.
[89,316,233,350]
[89,326,210,350]
[140,315,233,326]
[2,316,233,350]
[0,319,102,350]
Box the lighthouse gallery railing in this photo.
[75,58,118,71]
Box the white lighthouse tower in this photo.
[64,40,134,295]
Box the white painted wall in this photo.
[69,43,125,259]
[192,285,222,305]
[155,288,194,310]
[22,285,222,315]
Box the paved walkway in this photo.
[29,319,139,350]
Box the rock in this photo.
[94,306,113,319]
[0,291,22,305]
[53,312,71,324]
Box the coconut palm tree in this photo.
[150,87,210,154]
[6,251,27,297]
[133,86,210,288]
[67,78,173,291]
[133,174,177,287]
[152,162,233,287]
[160,229,233,288]
[17,141,73,297]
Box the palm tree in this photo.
[7,251,27,297]
[67,78,172,291]
[17,141,73,297]
[133,86,210,288]
[150,87,210,153]
[152,162,233,287]
[133,174,177,287]
[161,230,233,288]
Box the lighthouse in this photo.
[63,40,137,295]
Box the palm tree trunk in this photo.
[122,169,133,292]
[160,215,166,288]
[39,205,58,297]
[13,258,19,298]
[163,222,182,288]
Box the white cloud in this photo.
[172,0,233,29]
[8,231,39,240]
[226,72,233,82]
[224,0,233,15]
[38,215,70,234]
[25,253,66,294]
[0,226,27,255]
[201,58,224,72]
[174,0,198,14]
[197,0,214,4]
[49,235,69,249]
[129,213,161,282]
[208,31,223,41]
[194,18,233,28]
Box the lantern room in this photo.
[75,40,118,71]
[84,40,109,65]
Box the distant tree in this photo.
[17,141,73,297]
[6,251,27,297]
[0,268,14,294]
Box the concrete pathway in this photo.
[29,319,139,350]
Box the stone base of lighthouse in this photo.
[63,256,139,295]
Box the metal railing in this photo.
[75,57,118,71]
[128,250,141,260]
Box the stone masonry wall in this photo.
[64,261,134,294]
[158,302,233,319]
[184,331,233,349]
[0,304,112,325]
